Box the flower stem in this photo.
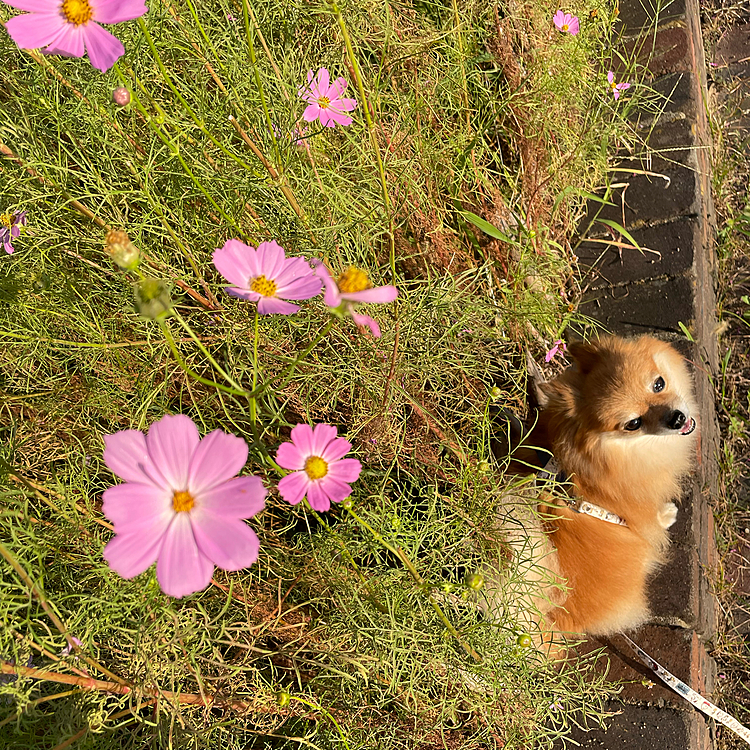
[250,308,260,424]
[288,696,351,749]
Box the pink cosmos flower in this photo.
[212,239,322,315]
[298,68,357,128]
[276,423,362,512]
[553,10,579,35]
[312,260,398,338]
[607,71,631,100]
[545,339,567,362]
[0,210,26,254]
[102,414,266,598]
[3,0,148,73]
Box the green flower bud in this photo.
[275,689,291,707]
[341,497,353,510]
[490,386,503,400]
[135,278,173,320]
[517,633,532,648]
[477,461,490,473]
[105,230,140,270]
[465,572,485,591]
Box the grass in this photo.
[0,0,640,746]
[700,3,750,748]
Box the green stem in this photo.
[160,320,249,397]
[250,308,260,424]
[288,696,351,749]
[172,310,245,392]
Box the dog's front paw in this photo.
[658,502,679,529]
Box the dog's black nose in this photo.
[667,410,686,430]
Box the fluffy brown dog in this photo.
[526,335,699,636]
[488,336,697,640]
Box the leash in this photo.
[622,633,750,745]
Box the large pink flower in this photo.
[552,10,579,35]
[212,239,322,315]
[102,414,266,598]
[607,71,631,100]
[298,68,357,128]
[276,423,362,512]
[3,0,148,73]
[312,260,398,338]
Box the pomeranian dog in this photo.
[489,336,699,639]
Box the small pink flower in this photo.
[553,10,579,35]
[212,239,322,315]
[102,414,266,598]
[1,210,26,254]
[545,339,567,362]
[312,261,398,338]
[298,68,357,128]
[607,71,631,100]
[276,423,362,512]
[3,0,148,73]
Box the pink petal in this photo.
[276,442,306,471]
[5,12,66,51]
[146,415,200,492]
[318,108,337,128]
[104,430,161,486]
[569,17,580,34]
[191,512,260,570]
[315,68,330,96]
[275,273,323,302]
[156,512,214,598]
[289,423,315,457]
[277,471,311,505]
[92,0,148,23]
[255,240,286,280]
[318,475,353,504]
[325,110,353,127]
[187,429,248,495]
[607,71,615,84]
[311,262,342,307]
[103,522,167,580]
[340,285,398,303]
[613,89,621,100]
[257,297,300,315]
[213,239,257,289]
[102,482,173,533]
[617,83,631,91]
[332,97,357,113]
[351,310,381,337]
[320,437,352,463]
[3,0,58,11]
[198,475,267,519]
[302,103,322,123]
[306,482,331,512]
[80,21,123,72]
[327,457,362,483]
[225,286,260,302]
[553,10,564,26]
[326,77,349,99]
[311,423,338,455]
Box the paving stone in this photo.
[712,22,750,80]
[580,275,694,336]
[563,702,713,750]
[577,217,698,287]
[576,625,715,706]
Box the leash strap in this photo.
[622,634,750,745]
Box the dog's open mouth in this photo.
[680,417,696,435]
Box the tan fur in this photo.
[487,336,698,640]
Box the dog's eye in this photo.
[624,417,642,431]
[653,377,665,393]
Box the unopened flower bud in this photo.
[134,278,173,320]
[517,633,532,648]
[490,386,503,400]
[105,230,139,270]
[276,689,291,707]
[477,461,490,473]
[465,572,485,591]
[112,87,131,106]
[341,497,353,510]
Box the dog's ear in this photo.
[567,340,601,375]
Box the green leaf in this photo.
[459,210,518,245]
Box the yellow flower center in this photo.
[336,267,372,294]
[0,213,12,229]
[61,0,93,25]
[317,96,331,109]
[172,490,195,513]
[250,275,278,297]
[305,456,328,480]
[562,23,569,31]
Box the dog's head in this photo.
[541,336,698,441]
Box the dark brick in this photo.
[577,217,698,287]
[617,0,687,35]
[714,22,750,68]
[563,702,711,750]
[624,26,692,78]
[631,72,698,128]
[580,275,694,336]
